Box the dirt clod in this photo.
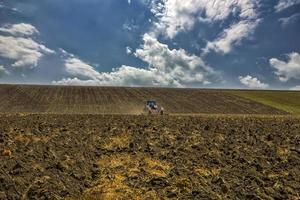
[2,149,12,157]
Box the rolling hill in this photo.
[0,84,287,114]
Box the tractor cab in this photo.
[146,100,158,110]
[145,100,164,115]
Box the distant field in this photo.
[229,90,300,114]
[0,84,286,115]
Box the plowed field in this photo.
[0,85,286,114]
[0,114,299,199]
[0,85,299,199]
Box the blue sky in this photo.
[0,0,300,89]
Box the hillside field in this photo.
[0,84,292,114]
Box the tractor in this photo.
[145,100,164,115]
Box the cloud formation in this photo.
[54,52,170,86]
[0,65,9,76]
[239,75,269,89]
[0,24,54,70]
[64,57,101,80]
[1,1,298,90]
[0,23,39,36]
[126,46,133,54]
[53,65,166,86]
[279,13,300,27]
[269,52,300,82]
[150,0,258,38]
[148,0,260,54]
[135,34,217,84]
[275,0,300,12]
[0,35,54,68]
[205,19,260,54]
[54,35,219,87]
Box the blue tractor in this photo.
[145,100,164,115]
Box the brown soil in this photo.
[0,114,299,199]
[0,85,286,114]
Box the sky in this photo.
[0,0,300,90]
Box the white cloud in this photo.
[134,34,217,84]
[148,0,260,54]
[0,65,9,76]
[128,0,131,4]
[122,21,138,31]
[0,35,54,68]
[290,85,300,90]
[275,0,300,12]
[205,19,260,54]
[0,23,54,69]
[150,0,258,38]
[0,3,18,12]
[64,57,101,80]
[53,65,171,87]
[53,78,96,86]
[269,52,300,82]
[239,75,269,89]
[59,48,74,58]
[54,51,182,87]
[54,36,219,87]
[0,23,39,36]
[126,46,133,54]
[279,13,300,27]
